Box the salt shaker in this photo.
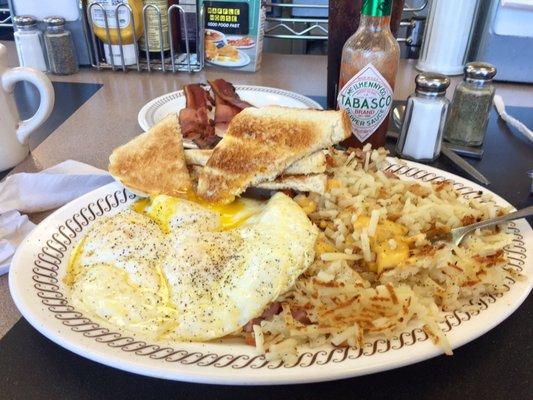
[43,16,78,75]
[444,62,496,146]
[13,15,48,72]
[396,73,450,162]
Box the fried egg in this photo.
[67,209,176,337]
[66,192,318,342]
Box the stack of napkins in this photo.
[0,160,113,275]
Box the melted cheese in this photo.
[354,215,410,273]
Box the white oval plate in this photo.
[138,85,323,148]
[206,50,251,68]
[9,160,532,385]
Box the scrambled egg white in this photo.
[66,192,318,341]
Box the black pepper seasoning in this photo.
[43,16,79,75]
[443,62,497,147]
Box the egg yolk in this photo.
[132,194,258,233]
[65,236,86,286]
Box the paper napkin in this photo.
[494,95,533,143]
[0,160,114,275]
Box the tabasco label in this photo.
[337,63,393,143]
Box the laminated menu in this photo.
[202,0,265,72]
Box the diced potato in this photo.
[327,178,343,191]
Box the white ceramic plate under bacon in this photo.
[137,85,323,148]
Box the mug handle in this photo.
[1,67,55,145]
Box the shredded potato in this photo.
[250,148,519,362]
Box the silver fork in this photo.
[426,205,533,246]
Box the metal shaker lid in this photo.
[464,62,497,80]
[43,16,66,27]
[13,15,37,28]
[415,73,450,95]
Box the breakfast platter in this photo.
[9,159,532,385]
[7,78,532,385]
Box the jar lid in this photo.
[43,16,66,27]
[13,15,37,27]
[465,62,497,80]
[415,73,450,94]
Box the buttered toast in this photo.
[185,149,327,175]
[108,114,192,197]
[197,106,350,203]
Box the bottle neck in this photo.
[359,14,392,33]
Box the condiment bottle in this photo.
[444,62,497,147]
[396,73,450,162]
[43,17,79,75]
[327,0,404,109]
[140,0,179,60]
[12,15,48,72]
[337,0,400,149]
[177,0,198,54]
[87,0,144,66]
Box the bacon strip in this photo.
[184,83,213,109]
[208,79,253,136]
[209,78,253,110]
[178,84,217,149]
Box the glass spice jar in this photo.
[396,73,450,162]
[43,16,78,75]
[444,62,497,147]
[13,15,48,71]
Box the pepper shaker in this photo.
[396,73,450,162]
[43,16,78,75]
[444,62,497,147]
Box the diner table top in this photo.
[0,39,531,399]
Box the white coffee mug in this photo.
[0,43,55,171]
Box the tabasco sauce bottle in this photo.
[337,0,400,148]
